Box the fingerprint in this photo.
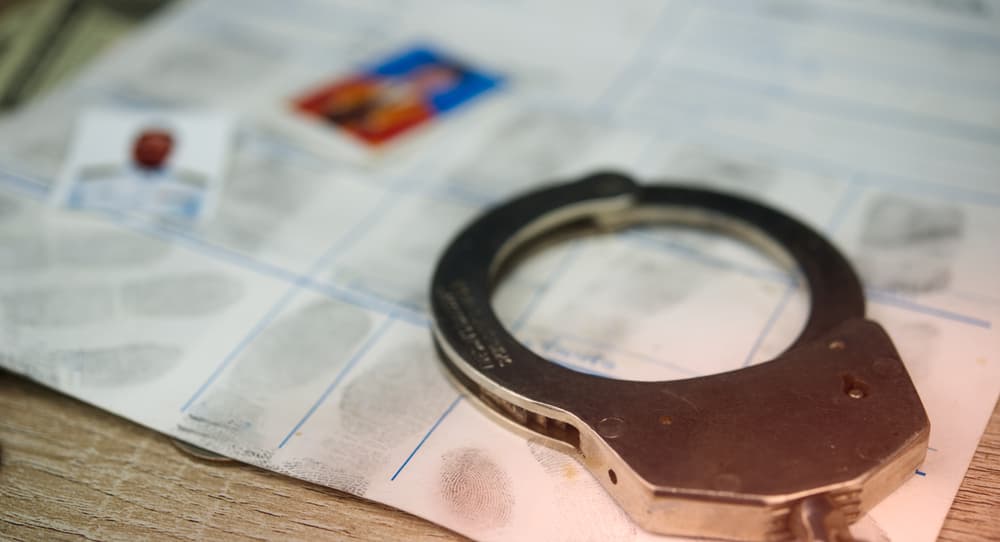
[2,286,114,326]
[201,205,272,253]
[200,145,325,254]
[227,150,314,214]
[538,244,704,347]
[55,231,168,268]
[181,300,373,455]
[664,147,776,194]
[338,342,455,437]
[609,248,704,312]
[225,300,373,390]
[331,197,478,312]
[318,341,457,495]
[179,391,274,462]
[857,195,964,293]
[451,112,598,195]
[3,130,68,181]
[0,236,48,272]
[122,272,245,318]
[276,456,369,497]
[119,32,280,105]
[17,343,181,388]
[526,439,636,541]
[861,197,963,246]
[439,448,515,531]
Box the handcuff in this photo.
[429,172,929,541]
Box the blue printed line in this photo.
[179,285,301,412]
[700,131,1000,211]
[327,276,427,315]
[621,230,795,286]
[0,168,48,199]
[435,182,498,208]
[540,330,698,377]
[0,162,413,331]
[616,105,1000,213]
[239,126,341,173]
[739,183,862,367]
[824,180,864,235]
[117,211,427,327]
[117,215,301,284]
[456,173,1000,336]
[178,259,361,413]
[866,289,991,329]
[308,279,429,328]
[509,241,585,331]
[623,123,1000,212]
[612,202,993,332]
[390,395,463,481]
[179,166,425,412]
[915,469,927,477]
[741,281,799,367]
[389,234,586,479]
[483,199,991,337]
[593,2,691,111]
[314,180,413,263]
[0,171,429,339]
[662,64,1000,147]
[197,0,394,46]
[279,316,397,449]
[680,10,1000,104]
[0,163,336,289]
[620,230,994,331]
[708,0,1000,54]
[0,163,431,334]
[109,208,429,326]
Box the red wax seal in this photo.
[133,128,174,170]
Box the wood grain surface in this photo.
[1,370,997,541]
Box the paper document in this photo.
[1,1,999,541]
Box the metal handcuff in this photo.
[429,172,929,541]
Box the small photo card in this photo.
[52,108,233,223]
[291,45,502,146]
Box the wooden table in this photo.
[1,371,997,541]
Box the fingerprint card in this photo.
[52,108,234,223]
[291,45,503,146]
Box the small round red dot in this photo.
[133,129,174,170]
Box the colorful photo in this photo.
[292,46,502,145]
